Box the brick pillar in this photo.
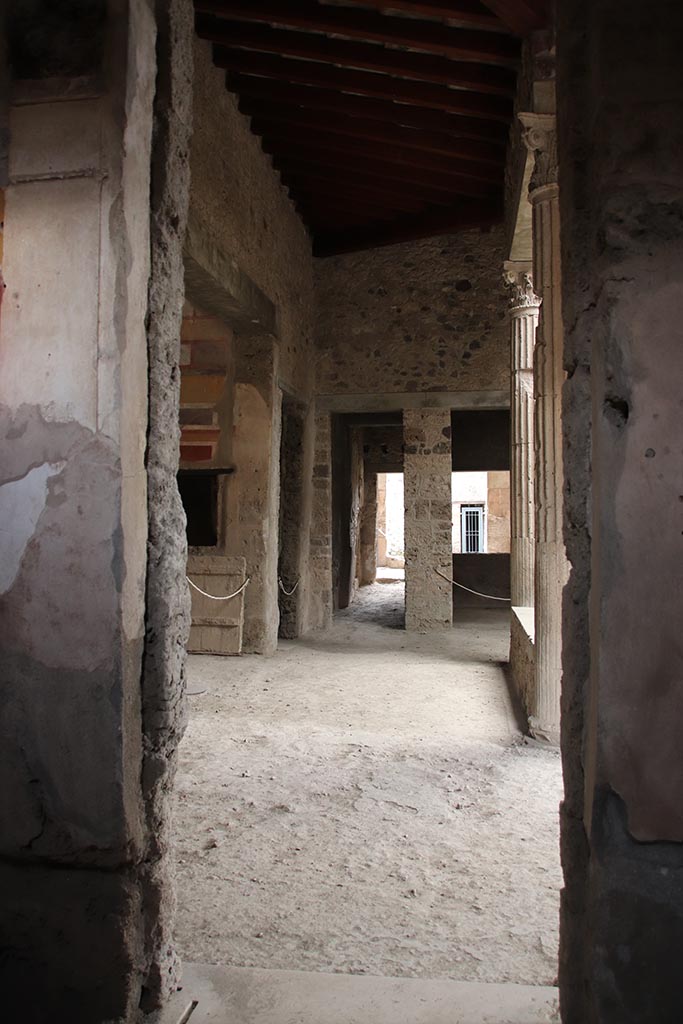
[403,408,453,631]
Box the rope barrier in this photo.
[434,567,510,602]
[186,575,250,601]
[278,576,301,597]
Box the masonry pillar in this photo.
[505,264,539,608]
[305,410,333,632]
[403,408,452,631]
[520,110,568,744]
[358,471,378,585]
[226,334,281,655]
[558,2,683,1019]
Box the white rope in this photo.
[278,576,300,597]
[434,567,510,602]
[377,527,388,538]
[186,575,250,601]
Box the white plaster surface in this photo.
[1,180,100,427]
[0,461,64,592]
[9,99,101,180]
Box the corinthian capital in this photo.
[503,263,540,310]
[519,112,557,191]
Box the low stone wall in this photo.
[452,553,510,609]
[509,607,535,719]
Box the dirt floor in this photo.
[174,582,563,986]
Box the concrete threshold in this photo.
[160,962,560,1024]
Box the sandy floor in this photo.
[174,582,563,986]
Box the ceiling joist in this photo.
[194,0,519,66]
[239,100,505,165]
[214,47,512,122]
[230,75,510,144]
[196,16,515,96]
[253,122,502,183]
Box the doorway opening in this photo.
[331,412,406,627]
[376,471,404,584]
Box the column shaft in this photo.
[506,267,540,608]
[521,111,569,743]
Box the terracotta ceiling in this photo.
[194,0,549,255]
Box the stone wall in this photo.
[363,425,404,474]
[315,227,509,400]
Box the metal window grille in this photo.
[461,505,485,553]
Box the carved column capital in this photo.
[519,112,558,192]
[503,263,541,312]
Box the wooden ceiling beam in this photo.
[214,47,511,121]
[289,181,421,217]
[282,177,427,214]
[278,165,456,208]
[340,0,502,31]
[240,99,505,165]
[313,199,503,256]
[253,120,502,184]
[272,151,496,200]
[296,198,401,228]
[230,75,510,144]
[477,0,547,36]
[194,0,519,66]
[195,16,515,96]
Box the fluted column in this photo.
[505,264,539,609]
[520,111,568,744]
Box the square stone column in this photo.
[0,1,193,1017]
[305,410,333,632]
[358,471,378,586]
[403,408,453,631]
